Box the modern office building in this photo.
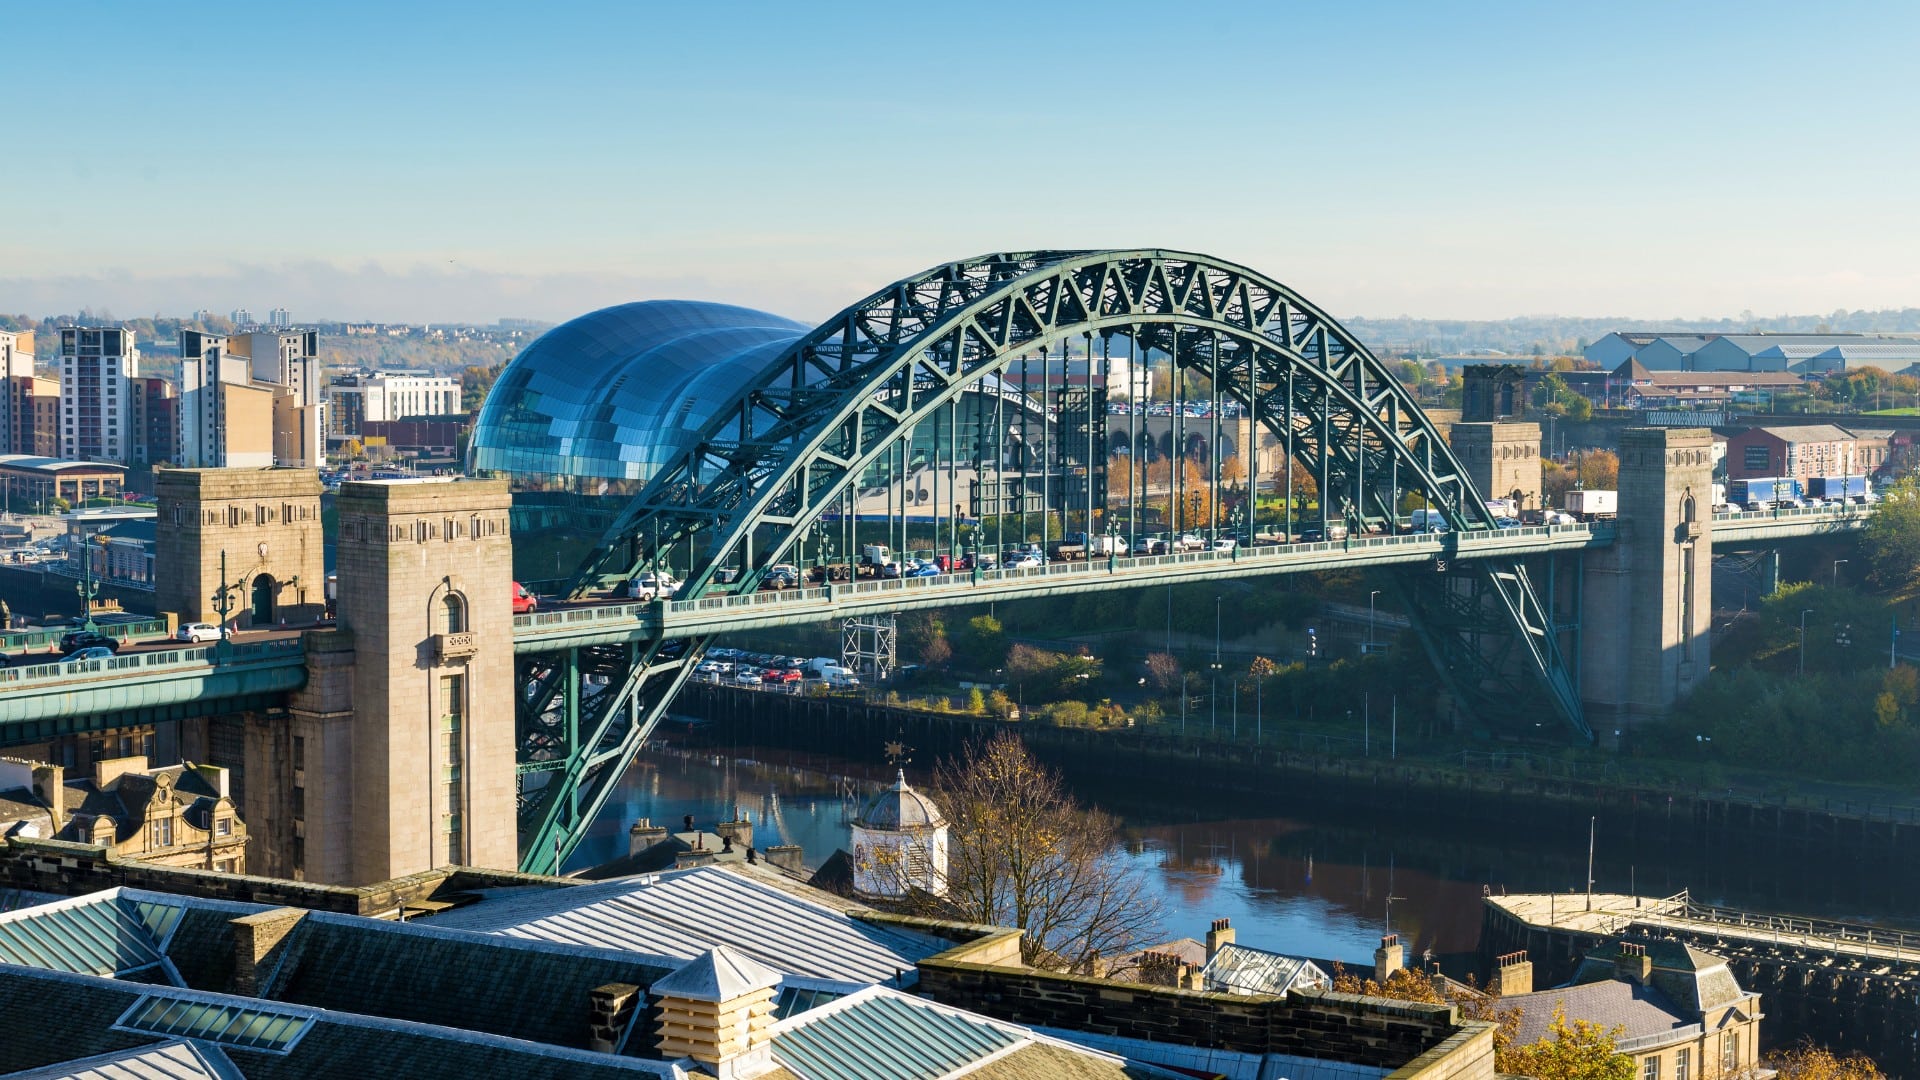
[56,326,137,464]
[326,369,461,439]
[178,329,323,468]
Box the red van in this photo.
[512,581,538,614]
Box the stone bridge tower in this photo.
[1579,428,1713,734]
[155,468,326,629]
[1450,422,1542,513]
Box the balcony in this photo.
[434,632,478,661]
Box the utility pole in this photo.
[1585,815,1596,912]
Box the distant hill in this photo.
[1343,309,1920,358]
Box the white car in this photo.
[1210,538,1237,553]
[627,573,681,601]
[175,622,225,643]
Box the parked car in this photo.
[1133,535,1168,555]
[733,669,765,686]
[58,630,120,654]
[175,622,226,643]
[1210,538,1237,553]
[62,646,117,664]
[511,581,539,614]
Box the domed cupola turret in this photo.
[850,771,948,900]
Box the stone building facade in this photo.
[1449,421,1542,512]
[154,467,326,628]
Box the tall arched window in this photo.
[443,593,466,635]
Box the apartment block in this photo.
[57,326,137,463]
[0,330,32,457]
[5,375,59,456]
[327,369,461,440]
[178,329,321,468]
[129,376,177,465]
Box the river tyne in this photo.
[562,732,1920,975]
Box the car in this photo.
[1173,533,1207,551]
[1494,517,1522,529]
[61,646,117,664]
[734,669,764,686]
[1210,538,1237,553]
[58,630,120,654]
[175,622,226,643]
[628,572,680,601]
[1004,552,1043,569]
[1133,535,1168,555]
[713,567,742,584]
[511,581,538,614]
[906,563,941,577]
[878,562,903,578]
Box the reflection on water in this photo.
[574,748,1496,967]
[574,744,1920,971]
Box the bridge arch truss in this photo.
[515,250,1584,872]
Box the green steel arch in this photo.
[516,250,1584,872]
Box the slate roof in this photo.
[1745,424,1859,443]
[0,965,680,1080]
[424,864,946,987]
[1198,943,1330,996]
[1505,979,1692,1047]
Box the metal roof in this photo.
[0,893,177,977]
[0,1039,239,1080]
[0,455,127,474]
[1198,943,1330,996]
[771,987,1025,1080]
[425,865,947,987]
[650,944,782,1002]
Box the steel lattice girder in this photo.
[515,250,1591,865]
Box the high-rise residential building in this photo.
[269,306,292,329]
[0,330,33,457]
[229,308,253,327]
[57,326,137,464]
[326,369,462,440]
[5,375,60,456]
[177,329,323,468]
[129,376,178,465]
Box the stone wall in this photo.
[0,835,569,917]
[906,921,1493,1075]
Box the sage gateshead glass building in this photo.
[468,300,1099,519]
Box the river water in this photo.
[566,741,1920,973]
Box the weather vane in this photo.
[883,739,913,766]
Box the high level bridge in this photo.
[0,250,1878,882]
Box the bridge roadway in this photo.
[0,505,1871,735]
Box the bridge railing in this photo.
[1712,505,1873,525]
[1671,898,1920,956]
[511,523,1608,636]
[0,637,304,688]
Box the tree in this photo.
[957,615,1005,669]
[1863,474,1920,587]
[1144,651,1183,694]
[933,733,1163,972]
[1770,1042,1884,1079]
[1330,964,1519,1055]
[1499,1005,1634,1080]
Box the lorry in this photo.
[1806,476,1870,504]
[1046,531,1126,561]
[1727,477,1801,511]
[1561,489,1619,519]
[859,544,894,576]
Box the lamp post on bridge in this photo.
[75,526,102,633]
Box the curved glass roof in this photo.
[468,301,809,489]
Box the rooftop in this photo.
[0,456,127,475]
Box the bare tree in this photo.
[1144,652,1183,694]
[932,732,1162,973]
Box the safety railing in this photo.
[0,637,305,688]
[0,617,169,653]
[1712,505,1873,524]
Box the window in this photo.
[292,735,304,771]
[442,593,466,634]
[152,817,173,848]
[1643,1055,1661,1080]
[1722,1033,1739,1073]
[1675,1048,1689,1080]
[291,786,304,818]
[216,817,232,837]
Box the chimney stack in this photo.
[629,818,669,857]
[1374,933,1404,984]
[1614,941,1652,984]
[30,763,64,835]
[1492,950,1533,996]
[652,946,782,1080]
[95,755,149,788]
[1205,917,1235,961]
[587,982,642,1053]
[230,908,306,996]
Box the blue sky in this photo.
[5,1,1918,323]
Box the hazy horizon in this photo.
[7,2,1918,325]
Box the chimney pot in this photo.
[1374,934,1405,984]
[1205,917,1236,961]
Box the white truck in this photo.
[1562,489,1618,519]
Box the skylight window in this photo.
[117,996,313,1054]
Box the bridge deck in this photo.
[1489,890,1920,966]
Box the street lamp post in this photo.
[1368,589,1381,652]
[1833,559,1849,587]
[75,527,100,633]
[1799,608,1815,676]
[1209,660,1223,737]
